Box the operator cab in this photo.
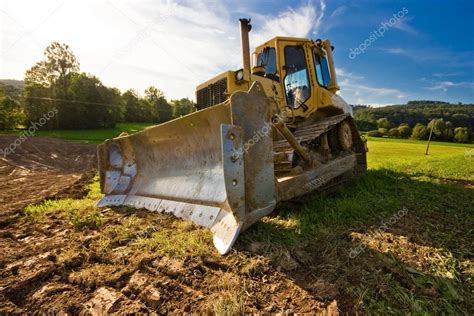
[195,35,345,120]
[251,37,339,117]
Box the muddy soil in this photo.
[0,136,96,215]
[0,136,339,314]
[0,212,338,314]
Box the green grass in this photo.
[367,136,474,148]
[24,175,106,229]
[240,138,473,314]
[367,136,474,180]
[0,122,154,143]
[24,175,212,259]
[132,221,213,258]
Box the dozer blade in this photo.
[97,82,276,254]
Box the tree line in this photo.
[353,102,473,143]
[0,42,195,130]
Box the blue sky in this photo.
[236,0,474,105]
[1,0,473,105]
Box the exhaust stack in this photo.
[239,18,252,70]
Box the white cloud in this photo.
[0,0,325,100]
[432,72,461,78]
[391,16,417,35]
[330,5,347,18]
[424,80,474,92]
[338,76,408,106]
[250,0,325,45]
[381,47,474,67]
[381,47,410,56]
[336,67,364,80]
[341,79,406,97]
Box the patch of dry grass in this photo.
[203,272,244,315]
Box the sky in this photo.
[1,0,473,106]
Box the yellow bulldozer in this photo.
[97,19,367,254]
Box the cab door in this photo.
[311,44,344,114]
[276,39,316,116]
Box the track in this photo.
[273,114,367,178]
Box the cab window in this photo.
[283,46,310,109]
[313,51,331,88]
[256,47,278,80]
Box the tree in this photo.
[44,43,79,77]
[23,83,55,129]
[353,102,474,134]
[122,89,142,122]
[172,98,194,118]
[145,86,172,123]
[427,119,447,140]
[144,86,162,122]
[411,123,428,140]
[378,128,388,136]
[444,121,454,141]
[451,113,470,127]
[355,119,377,131]
[61,73,120,129]
[453,127,469,143]
[367,130,381,137]
[398,123,411,138]
[24,62,51,87]
[377,117,392,129]
[0,91,24,130]
[25,42,79,93]
[45,42,79,99]
[388,127,399,137]
[24,42,80,129]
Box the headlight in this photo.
[235,69,244,81]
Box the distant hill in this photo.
[353,101,474,130]
[0,79,24,99]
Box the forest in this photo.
[353,102,473,143]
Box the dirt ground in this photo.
[0,136,96,214]
[0,136,339,314]
[0,136,471,314]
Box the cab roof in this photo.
[254,36,313,52]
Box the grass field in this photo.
[367,137,473,180]
[13,127,474,313]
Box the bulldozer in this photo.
[97,19,367,255]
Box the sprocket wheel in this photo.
[338,121,353,151]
